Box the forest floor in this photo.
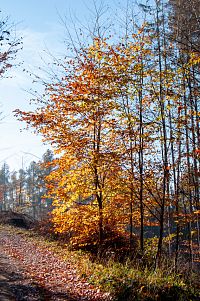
[0,212,199,301]
[0,224,110,301]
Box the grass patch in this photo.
[75,256,199,300]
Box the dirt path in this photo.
[0,253,16,301]
[0,226,110,301]
[0,251,51,301]
[0,243,73,301]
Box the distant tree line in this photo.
[0,149,54,219]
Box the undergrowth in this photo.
[71,252,199,300]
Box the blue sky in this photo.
[0,0,113,170]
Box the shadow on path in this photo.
[0,253,80,301]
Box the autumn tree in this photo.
[167,0,200,267]
[169,0,200,52]
[0,11,22,78]
[16,35,125,245]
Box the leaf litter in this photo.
[0,225,111,301]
